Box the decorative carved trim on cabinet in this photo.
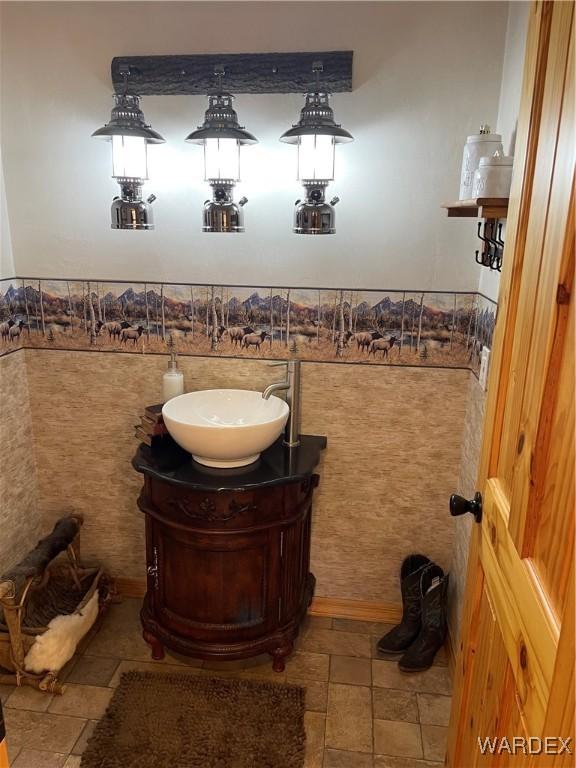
[168,497,258,522]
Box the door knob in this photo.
[450,492,482,523]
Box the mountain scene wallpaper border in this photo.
[0,277,496,374]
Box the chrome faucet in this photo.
[262,360,301,448]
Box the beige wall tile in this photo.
[449,374,486,644]
[0,351,42,573]
[325,683,373,753]
[23,351,467,604]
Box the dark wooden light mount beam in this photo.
[112,51,353,95]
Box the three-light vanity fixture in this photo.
[92,54,353,234]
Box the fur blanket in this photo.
[24,590,99,673]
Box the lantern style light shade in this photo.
[111,135,148,179]
[186,87,257,233]
[297,134,335,181]
[92,90,165,230]
[203,137,241,182]
[280,87,353,235]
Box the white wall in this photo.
[1,1,507,290]
[0,5,14,280]
[479,0,529,302]
[0,149,14,279]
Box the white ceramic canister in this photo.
[472,151,513,198]
[459,125,503,200]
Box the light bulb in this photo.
[112,135,148,180]
[204,138,241,181]
[297,134,335,181]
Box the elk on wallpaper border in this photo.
[0,278,496,374]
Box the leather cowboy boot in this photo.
[398,564,449,673]
[377,554,432,657]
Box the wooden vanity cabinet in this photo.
[135,438,325,672]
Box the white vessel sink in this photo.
[162,389,290,468]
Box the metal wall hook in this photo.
[485,221,500,269]
[487,220,503,272]
[491,246,503,272]
[486,220,499,249]
[476,218,504,272]
[477,221,494,267]
[491,222,505,272]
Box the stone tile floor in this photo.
[0,600,452,767]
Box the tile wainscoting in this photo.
[1,348,469,605]
[448,373,487,653]
[0,351,42,571]
[0,278,496,376]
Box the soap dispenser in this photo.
[163,349,184,402]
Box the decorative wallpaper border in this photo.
[0,277,496,374]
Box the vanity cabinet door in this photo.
[278,495,313,621]
[146,515,281,642]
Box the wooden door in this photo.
[0,701,7,768]
[447,2,574,765]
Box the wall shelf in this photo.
[441,198,509,219]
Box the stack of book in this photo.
[134,404,170,448]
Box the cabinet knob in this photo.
[450,492,483,523]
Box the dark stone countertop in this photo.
[132,435,327,493]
